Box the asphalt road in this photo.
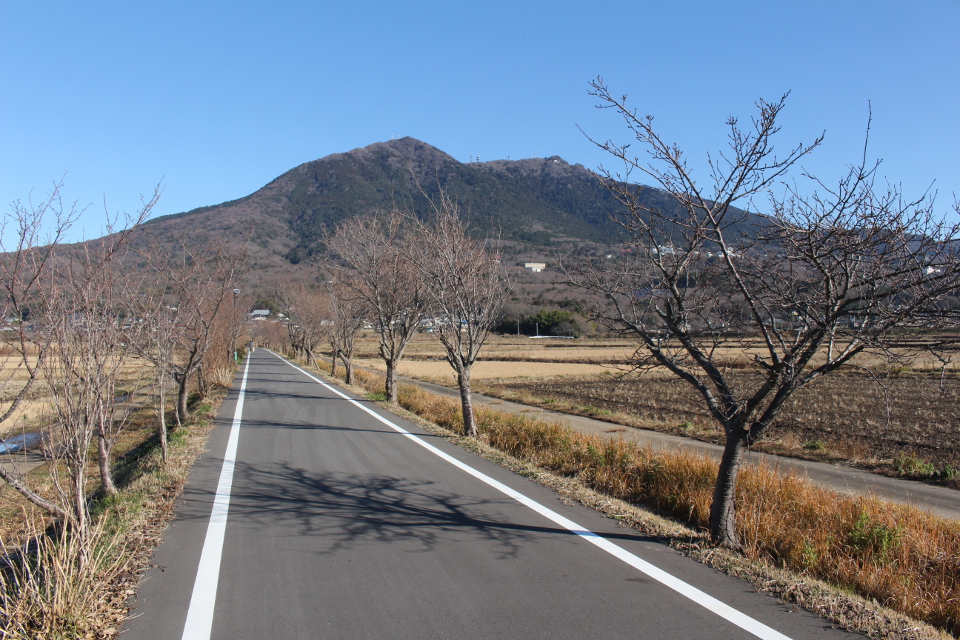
[124,349,863,639]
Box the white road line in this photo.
[272,351,793,640]
[181,355,251,640]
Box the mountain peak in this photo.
[141,138,759,272]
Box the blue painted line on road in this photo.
[271,351,794,640]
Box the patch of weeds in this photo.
[678,421,693,431]
[893,453,936,479]
[848,511,901,561]
[169,428,188,447]
[800,540,819,568]
[91,492,127,518]
[366,391,389,402]
[586,443,606,465]
[195,403,213,417]
[804,439,826,451]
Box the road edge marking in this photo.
[270,351,793,640]
[181,354,252,640]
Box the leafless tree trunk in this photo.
[406,192,505,437]
[570,78,960,549]
[132,276,180,460]
[327,210,429,403]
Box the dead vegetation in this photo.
[477,370,960,487]
[0,386,228,638]
[343,334,960,487]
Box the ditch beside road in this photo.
[400,375,960,522]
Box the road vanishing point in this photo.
[124,349,864,639]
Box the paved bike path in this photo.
[124,350,862,639]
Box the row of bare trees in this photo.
[265,193,506,437]
[0,183,246,540]
[276,83,960,555]
[325,196,505,437]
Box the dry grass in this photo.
[477,370,960,485]
[0,355,157,439]
[0,376,229,637]
[310,358,960,638]
[0,517,129,638]
[355,357,610,381]
[347,333,960,371]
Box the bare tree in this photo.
[277,283,330,368]
[568,78,960,549]
[0,183,159,537]
[135,282,178,461]
[407,193,505,437]
[145,240,246,425]
[327,210,430,402]
[0,180,80,520]
[44,194,156,515]
[321,271,367,385]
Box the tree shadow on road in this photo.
[189,460,659,561]
[225,460,538,558]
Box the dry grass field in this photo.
[0,354,155,439]
[347,334,960,487]
[355,358,610,380]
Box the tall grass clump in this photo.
[316,359,960,635]
[0,518,127,638]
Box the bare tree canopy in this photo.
[326,210,430,402]
[569,78,960,549]
[407,191,505,437]
[140,238,246,424]
[0,181,160,533]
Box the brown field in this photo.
[355,358,610,381]
[0,355,156,439]
[347,334,960,487]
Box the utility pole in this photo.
[233,288,240,361]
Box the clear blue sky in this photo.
[2,0,958,242]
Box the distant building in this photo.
[249,309,270,320]
[524,262,546,273]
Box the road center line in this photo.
[181,354,251,640]
[271,351,793,640]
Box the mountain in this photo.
[136,137,761,289]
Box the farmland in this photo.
[349,334,960,487]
